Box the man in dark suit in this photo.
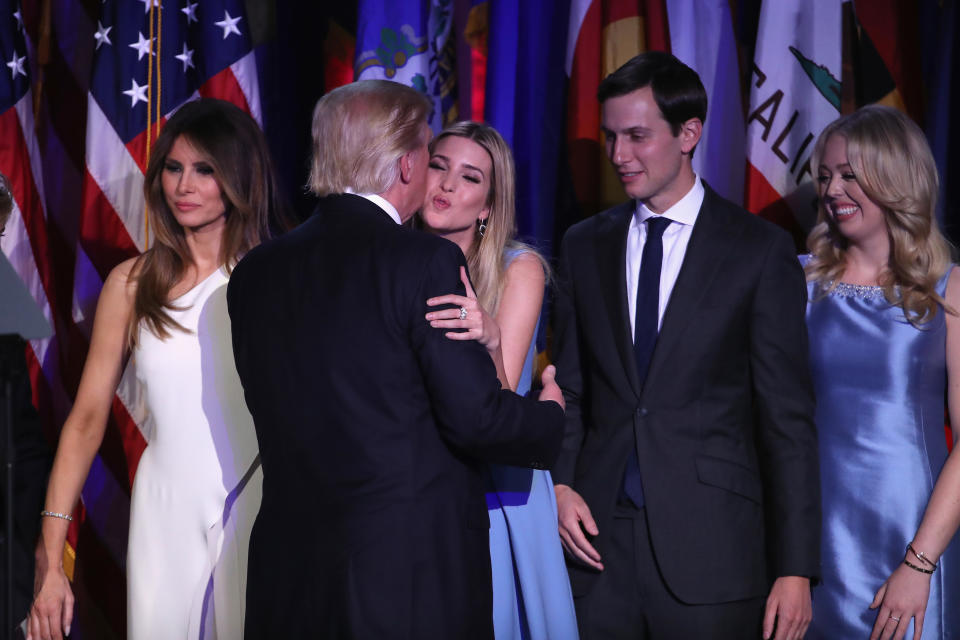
[552,52,820,639]
[227,80,565,639]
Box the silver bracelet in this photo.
[40,510,73,522]
[906,542,937,569]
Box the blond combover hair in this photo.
[426,121,549,315]
[308,80,432,196]
[805,105,953,326]
[130,99,288,345]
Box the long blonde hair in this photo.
[130,99,288,345]
[426,122,549,315]
[805,105,953,325]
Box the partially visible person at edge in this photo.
[227,79,565,639]
[27,98,288,640]
[551,51,821,640]
[417,121,578,639]
[0,172,52,636]
[803,104,960,640]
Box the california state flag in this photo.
[745,0,844,241]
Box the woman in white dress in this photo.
[27,99,287,640]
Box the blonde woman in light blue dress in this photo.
[803,105,960,640]
[421,121,578,640]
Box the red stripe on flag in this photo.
[853,2,924,121]
[323,19,356,94]
[24,342,45,415]
[23,341,61,446]
[567,0,602,143]
[602,0,640,23]
[567,0,604,210]
[470,45,487,122]
[125,117,168,175]
[0,107,58,313]
[79,171,140,280]
[643,0,671,52]
[111,395,146,489]
[745,161,783,213]
[745,163,807,248]
[199,66,251,115]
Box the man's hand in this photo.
[763,576,811,640]
[555,484,603,570]
[538,365,565,410]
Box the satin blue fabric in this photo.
[803,256,959,639]
[485,249,578,640]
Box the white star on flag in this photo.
[175,43,195,72]
[214,11,242,39]
[122,78,149,107]
[13,8,23,31]
[94,21,112,50]
[138,0,160,13]
[181,1,198,24]
[129,32,154,60]
[6,51,26,79]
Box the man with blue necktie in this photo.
[551,52,821,640]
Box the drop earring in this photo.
[477,217,488,238]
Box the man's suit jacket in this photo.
[552,183,820,604]
[227,194,564,639]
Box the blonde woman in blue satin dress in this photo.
[803,105,960,640]
[420,121,578,640]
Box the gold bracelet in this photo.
[906,542,937,569]
[40,510,73,522]
[903,558,935,574]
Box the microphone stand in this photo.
[1,339,20,640]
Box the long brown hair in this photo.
[129,98,288,344]
[423,121,549,315]
[805,105,953,326]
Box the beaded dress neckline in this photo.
[825,281,888,300]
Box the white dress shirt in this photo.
[346,190,402,225]
[626,176,705,336]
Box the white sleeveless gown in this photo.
[127,268,261,639]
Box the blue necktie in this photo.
[621,216,671,509]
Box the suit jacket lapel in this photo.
[644,186,742,389]
[593,202,642,397]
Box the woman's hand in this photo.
[27,559,74,640]
[869,560,932,640]
[426,266,501,352]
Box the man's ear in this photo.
[398,150,415,184]
[679,118,703,154]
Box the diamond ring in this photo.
[459,307,468,320]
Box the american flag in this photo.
[1,0,260,635]
[0,1,53,405]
